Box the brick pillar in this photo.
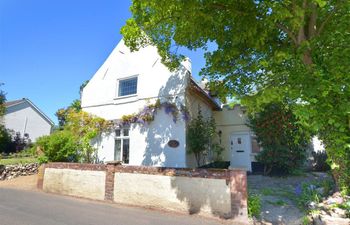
[104,164,115,201]
[37,164,46,190]
[229,170,248,222]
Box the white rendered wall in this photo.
[129,109,187,167]
[83,39,190,167]
[93,109,187,168]
[81,39,190,120]
[43,168,106,200]
[4,102,52,141]
[213,106,251,162]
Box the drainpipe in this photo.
[23,116,28,135]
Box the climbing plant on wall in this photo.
[120,99,189,125]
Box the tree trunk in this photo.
[194,153,201,167]
[303,50,313,66]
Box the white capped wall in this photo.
[4,102,52,141]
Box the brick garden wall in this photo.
[38,163,248,222]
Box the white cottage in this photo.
[81,39,260,170]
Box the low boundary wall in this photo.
[38,163,247,222]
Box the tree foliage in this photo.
[64,110,112,163]
[0,125,11,153]
[122,0,350,192]
[248,103,311,175]
[37,110,111,163]
[0,84,6,117]
[55,99,81,129]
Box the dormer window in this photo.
[118,77,138,97]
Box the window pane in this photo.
[122,139,129,164]
[114,140,121,161]
[115,129,121,137]
[119,77,137,96]
[123,128,129,137]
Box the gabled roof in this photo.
[4,99,25,107]
[188,78,221,110]
[5,98,54,126]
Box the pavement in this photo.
[0,176,229,225]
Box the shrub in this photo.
[311,151,330,172]
[0,125,11,153]
[248,103,311,175]
[34,130,80,162]
[295,180,334,211]
[8,131,32,153]
[187,108,223,167]
[248,193,261,218]
[37,155,48,164]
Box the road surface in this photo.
[0,188,228,225]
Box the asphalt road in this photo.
[0,188,227,225]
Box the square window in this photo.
[118,77,137,96]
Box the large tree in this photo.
[122,0,350,192]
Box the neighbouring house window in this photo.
[114,128,130,163]
[118,77,138,97]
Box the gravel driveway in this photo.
[248,172,332,225]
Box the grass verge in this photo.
[0,157,38,165]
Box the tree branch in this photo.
[297,0,307,45]
[317,14,332,36]
[316,0,342,36]
[308,2,318,39]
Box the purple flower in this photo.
[295,184,302,196]
[136,118,145,124]
[164,104,174,114]
[182,112,190,121]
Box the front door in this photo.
[230,133,252,171]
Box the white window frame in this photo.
[116,75,138,98]
[114,128,130,164]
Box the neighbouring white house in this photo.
[81,39,261,171]
[3,98,54,142]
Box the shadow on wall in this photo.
[138,65,188,167]
[131,63,247,219]
[139,120,175,166]
[169,171,247,219]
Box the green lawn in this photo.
[0,157,38,165]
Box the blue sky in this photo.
[0,0,207,124]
